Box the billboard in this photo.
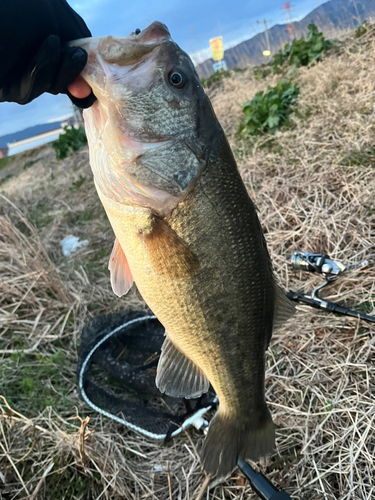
[209,36,224,61]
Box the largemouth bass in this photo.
[74,22,294,480]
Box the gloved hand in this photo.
[0,0,96,108]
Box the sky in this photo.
[0,0,322,138]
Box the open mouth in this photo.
[70,21,172,71]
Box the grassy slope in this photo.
[0,26,374,500]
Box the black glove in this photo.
[0,0,96,108]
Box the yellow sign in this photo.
[209,37,224,61]
[263,50,271,56]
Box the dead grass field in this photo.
[0,27,374,500]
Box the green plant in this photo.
[52,125,87,160]
[200,67,244,88]
[28,200,54,228]
[355,21,369,38]
[339,147,375,167]
[23,159,37,170]
[69,174,86,192]
[1,350,76,415]
[356,300,374,315]
[200,69,231,88]
[253,64,271,80]
[238,81,300,136]
[271,24,336,74]
[0,173,14,185]
[0,155,15,171]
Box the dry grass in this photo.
[1,27,375,500]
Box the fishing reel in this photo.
[287,251,375,323]
[290,251,346,278]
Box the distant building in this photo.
[0,116,75,157]
[212,60,227,72]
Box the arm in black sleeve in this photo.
[0,0,96,107]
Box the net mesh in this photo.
[78,310,216,438]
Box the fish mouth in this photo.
[70,21,174,136]
[70,21,171,73]
[70,20,171,48]
[102,22,172,63]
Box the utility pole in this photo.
[282,2,295,39]
[257,19,272,56]
[248,23,258,36]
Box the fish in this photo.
[74,21,294,480]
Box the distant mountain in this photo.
[0,121,65,148]
[196,0,374,78]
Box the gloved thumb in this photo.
[49,44,88,95]
[51,42,96,108]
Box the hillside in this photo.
[196,0,375,77]
[0,120,66,149]
[0,25,374,500]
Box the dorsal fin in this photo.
[108,238,133,297]
[156,334,209,399]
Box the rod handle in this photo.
[237,459,293,500]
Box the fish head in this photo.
[73,22,219,214]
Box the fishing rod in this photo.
[286,251,375,323]
[238,460,292,500]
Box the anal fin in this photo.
[273,284,295,330]
[156,334,209,399]
[108,238,133,297]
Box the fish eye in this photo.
[168,70,188,89]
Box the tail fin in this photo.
[201,407,275,481]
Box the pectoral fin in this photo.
[108,238,133,297]
[140,217,199,280]
[156,334,209,399]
